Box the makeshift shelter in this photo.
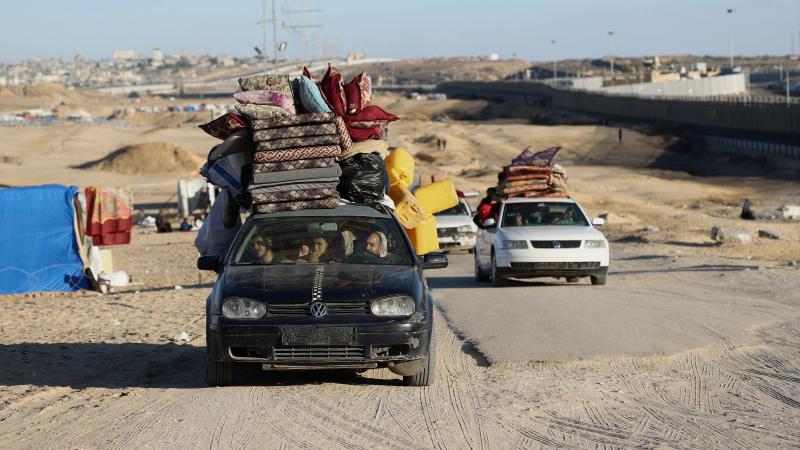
[0,184,89,294]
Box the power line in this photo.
[281,0,322,62]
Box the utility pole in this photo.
[256,0,279,63]
[550,40,557,81]
[282,0,323,63]
[608,31,615,83]
[726,8,735,68]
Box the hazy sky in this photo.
[2,0,799,63]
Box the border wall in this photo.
[437,81,800,139]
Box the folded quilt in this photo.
[250,112,336,130]
[251,165,342,186]
[505,173,551,182]
[505,165,553,175]
[252,176,341,189]
[256,134,340,151]
[252,123,337,141]
[249,181,339,193]
[235,103,290,120]
[253,145,341,163]
[253,195,340,213]
[500,182,551,195]
[252,187,337,204]
[253,157,337,173]
[334,116,352,151]
[234,90,296,115]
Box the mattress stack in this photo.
[497,147,569,198]
[247,112,353,213]
[230,75,351,213]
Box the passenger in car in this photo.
[250,235,273,264]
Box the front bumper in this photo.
[207,319,430,369]
[494,247,609,278]
[437,233,477,250]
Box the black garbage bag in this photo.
[337,152,387,203]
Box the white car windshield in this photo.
[502,203,588,227]
[434,201,469,216]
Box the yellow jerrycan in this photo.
[385,147,458,255]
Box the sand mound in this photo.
[81,143,203,175]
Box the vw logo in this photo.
[309,301,327,318]
[552,240,561,249]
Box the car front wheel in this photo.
[404,328,436,387]
[591,272,607,285]
[474,252,489,282]
[490,250,508,287]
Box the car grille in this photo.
[530,240,582,249]
[274,346,365,361]
[511,261,600,270]
[437,227,460,237]
[268,302,370,317]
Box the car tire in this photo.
[490,250,508,287]
[403,327,436,387]
[591,273,607,285]
[206,321,234,386]
[206,357,234,386]
[474,252,489,282]
[566,277,579,283]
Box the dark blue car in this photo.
[197,203,447,386]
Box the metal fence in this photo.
[437,81,800,136]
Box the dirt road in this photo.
[1,233,799,449]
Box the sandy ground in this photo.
[1,90,799,448]
[1,232,799,449]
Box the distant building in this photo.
[487,53,500,61]
[152,48,164,67]
[112,50,136,60]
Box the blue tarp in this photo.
[0,184,88,294]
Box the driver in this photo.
[364,231,403,264]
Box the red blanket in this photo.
[85,187,133,246]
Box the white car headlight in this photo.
[457,225,474,233]
[370,296,415,316]
[584,240,607,248]
[502,240,529,249]
[222,297,267,319]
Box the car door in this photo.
[477,203,501,268]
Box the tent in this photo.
[0,185,89,294]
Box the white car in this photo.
[434,198,478,252]
[474,197,609,286]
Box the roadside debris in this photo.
[778,205,800,221]
[711,226,752,244]
[758,229,783,240]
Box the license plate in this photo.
[280,326,355,345]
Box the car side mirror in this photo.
[482,218,496,228]
[421,252,448,270]
[197,255,221,272]
[592,217,605,226]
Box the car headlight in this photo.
[370,296,415,316]
[222,297,267,319]
[584,240,607,248]
[502,240,529,249]
[457,225,474,233]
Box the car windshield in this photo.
[434,201,469,216]
[501,202,588,227]
[232,216,412,266]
